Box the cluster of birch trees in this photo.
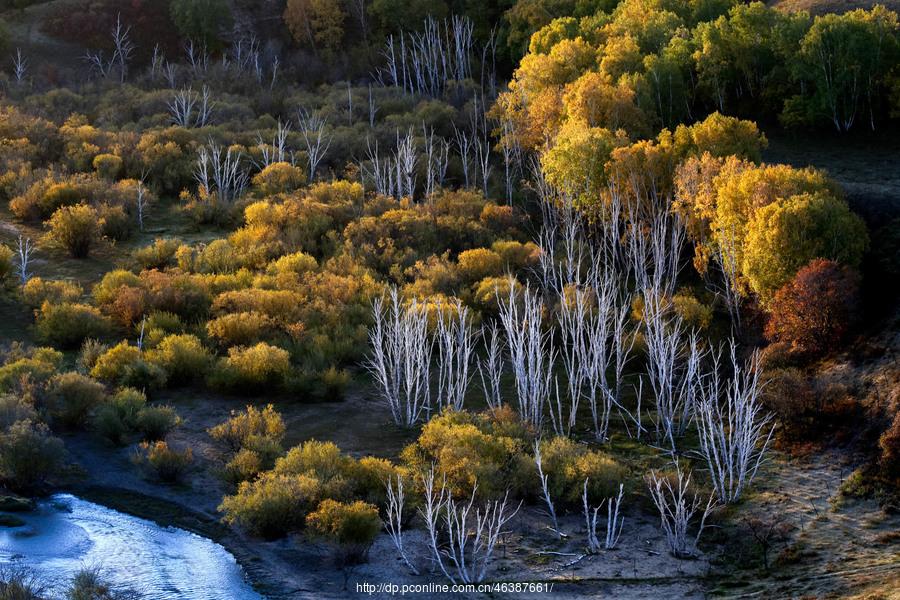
[367,174,776,570]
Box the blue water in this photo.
[0,494,264,599]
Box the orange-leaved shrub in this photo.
[764,259,860,358]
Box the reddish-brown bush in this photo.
[764,259,860,358]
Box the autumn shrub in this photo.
[145,334,212,385]
[273,440,355,498]
[491,240,540,270]
[537,436,629,506]
[134,405,182,441]
[11,179,83,221]
[219,447,267,487]
[456,248,504,283]
[218,437,390,539]
[765,259,860,358]
[90,342,167,390]
[252,162,306,195]
[21,277,83,308]
[92,153,122,180]
[132,238,182,270]
[266,251,317,277]
[76,338,108,374]
[92,269,143,307]
[93,387,147,445]
[208,343,291,393]
[0,419,66,492]
[0,245,13,283]
[401,409,534,500]
[98,203,133,241]
[139,311,185,348]
[0,347,63,392]
[35,302,112,349]
[472,275,523,314]
[206,312,281,347]
[0,394,37,430]
[351,456,402,507]
[219,472,322,538]
[44,372,107,429]
[45,204,102,258]
[194,239,240,274]
[306,500,381,564]
[208,404,285,452]
[743,193,868,301]
[672,289,713,330]
[134,441,192,483]
[94,269,211,324]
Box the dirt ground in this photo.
[57,371,900,600]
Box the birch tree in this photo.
[476,323,504,410]
[194,141,248,204]
[366,288,432,427]
[11,49,26,85]
[497,280,554,430]
[297,108,332,181]
[421,469,520,585]
[646,463,717,558]
[111,13,135,83]
[584,480,625,552]
[435,299,475,412]
[696,343,774,503]
[14,236,34,286]
[385,474,419,574]
[534,441,561,537]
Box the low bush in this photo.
[206,312,280,347]
[208,404,285,452]
[66,567,140,600]
[98,203,133,241]
[145,334,212,385]
[0,245,13,283]
[44,372,107,429]
[0,566,45,600]
[93,387,147,445]
[90,342,167,390]
[252,162,306,195]
[134,441,192,483]
[761,368,818,440]
[92,153,123,180]
[208,343,291,393]
[0,347,63,392]
[45,204,101,258]
[401,408,534,500]
[21,277,83,308]
[132,238,182,270]
[219,472,321,539]
[134,405,182,441]
[306,499,381,565]
[35,302,112,349]
[537,436,629,506]
[222,448,266,486]
[0,419,67,492]
[0,394,37,430]
[77,338,108,374]
[765,259,860,359]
